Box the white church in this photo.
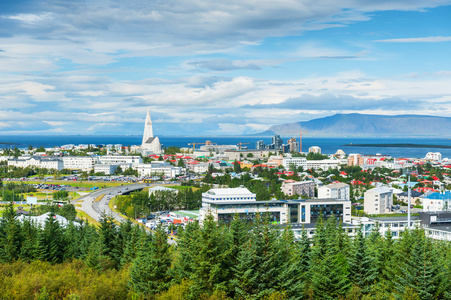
[141,109,162,156]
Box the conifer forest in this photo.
[1,201,451,300]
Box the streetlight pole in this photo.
[407,174,411,230]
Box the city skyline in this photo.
[1,0,450,135]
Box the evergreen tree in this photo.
[394,229,439,300]
[348,228,377,294]
[0,201,22,262]
[129,226,171,296]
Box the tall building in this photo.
[256,140,266,150]
[287,137,299,153]
[141,109,162,156]
[272,135,283,150]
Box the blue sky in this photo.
[0,0,450,136]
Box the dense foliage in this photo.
[1,205,451,299]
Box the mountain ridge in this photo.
[259,113,451,137]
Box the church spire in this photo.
[142,109,154,146]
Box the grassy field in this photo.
[162,185,200,191]
[94,194,105,202]
[76,209,100,226]
[25,180,134,189]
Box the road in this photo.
[76,183,147,223]
[74,182,178,244]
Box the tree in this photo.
[178,158,185,167]
[36,146,46,152]
[233,160,241,173]
[28,145,33,151]
[129,226,171,296]
[114,166,123,175]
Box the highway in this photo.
[77,183,148,223]
[74,182,178,244]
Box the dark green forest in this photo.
[1,201,450,300]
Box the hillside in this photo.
[260,113,451,137]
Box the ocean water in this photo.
[1,135,451,159]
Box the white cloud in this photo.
[374,36,451,43]
[43,121,69,126]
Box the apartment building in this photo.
[364,187,393,215]
[62,156,98,172]
[318,182,350,201]
[281,180,315,197]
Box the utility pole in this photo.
[407,174,411,230]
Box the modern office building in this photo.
[98,155,142,165]
[134,161,182,178]
[62,156,98,171]
[199,187,351,225]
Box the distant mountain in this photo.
[259,113,451,137]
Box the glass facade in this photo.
[301,205,305,222]
[218,212,281,224]
[289,204,299,223]
[310,204,344,223]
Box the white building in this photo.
[308,146,321,154]
[364,187,393,215]
[425,152,442,161]
[62,156,98,172]
[318,182,350,201]
[98,155,142,165]
[282,157,307,170]
[199,187,351,225]
[421,191,451,212]
[94,164,120,175]
[8,156,63,171]
[135,162,182,178]
[306,159,345,171]
[17,212,76,228]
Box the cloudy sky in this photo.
[1,0,451,136]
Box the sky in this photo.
[1,0,451,136]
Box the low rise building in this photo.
[135,162,182,178]
[62,156,98,172]
[426,152,442,161]
[94,164,120,175]
[224,149,270,161]
[309,146,321,154]
[98,155,142,165]
[8,156,63,171]
[282,157,307,170]
[318,182,350,201]
[364,187,393,215]
[199,187,351,225]
[421,191,451,212]
[306,159,344,171]
[281,180,315,197]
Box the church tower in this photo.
[141,109,154,146]
[141,109,162,155]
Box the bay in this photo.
[1,135,451,159]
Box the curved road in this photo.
[74,182,179,244]
[75,183,148,223]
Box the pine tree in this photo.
[189,214,230,297]
[0,201,22,262]
[19,218,38,262]
[99,214,120,268]
[348,228,377,294]
[129,226,172,296]
[394,228,439,300]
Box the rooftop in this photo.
[205,187,255,196]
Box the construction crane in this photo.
[285,130,308,153]
[188,141,217,150]
[237,142,250,150]
[188,142,206,150]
